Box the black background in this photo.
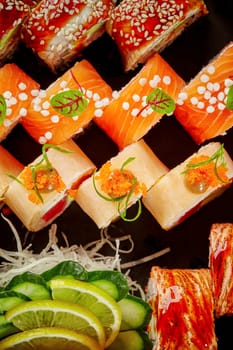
[0,0,233,348]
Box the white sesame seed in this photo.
[191,97,198,105]
[200,74,209,83]
[132,94,140,102]
[19,108,27,117]
[51,115,60,123]
[163,75,171,85]
[131,108,139,117]
[207,65,215,74]
[206,105,215,113]
[122,102,130,110]
[218,103,225,111]
[197,101,205,109]
[94,109,103,117]
[197,86,206,94]
[45,131,52,139]
[18,93,28,101]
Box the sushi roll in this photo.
[209,223,233,317]
[21,59,113,145]
[94,52,185,150]
[175,42,233,144]
[146,266,217,349]
[0,63,40,142]
[21,0,116,72]
[75,139,168,228]
[4,140,96,232]
[0,0,36,65]
[106,0,208,72]
[142,142,233,230]
[0,145,23,205]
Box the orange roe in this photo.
[185,155,229,191]
[20,166,66,204]
[96,161,146,198]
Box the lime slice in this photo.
[5,300,105,348]
[49,278,122,347]
[0,327,102,350]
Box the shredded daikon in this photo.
[0,214,170,298]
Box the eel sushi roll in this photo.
[75,139,168,228]
[0,63,40,142]
[146,266,217,349]
[21,0,116,72]
[0,0,36,65]
[21,59,113,145]
[0,145,23,206]
[106,0,208,72]
[142,142,233,230]
[209,223,233,318]
[94,52,185,150]
[4,140,95,232]
[175,42,233,144]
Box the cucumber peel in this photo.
[41,260,88,281]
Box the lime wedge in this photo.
[49,278,122,347]
[0,327,102,350]
[5,300,105,348]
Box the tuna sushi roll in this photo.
[209,223,233,317]
[0,145,23,205]
[0,63,40,142]
[146,266,217,349]
[22,0,116,72]
[175,42,233,144]
[21,59,113,145]
[106,0,208,72]
[142,142,233,230]
[94,52,185,150]
[75,139,168,228]
[4,140,95,231]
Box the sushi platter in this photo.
[0,0,233,348]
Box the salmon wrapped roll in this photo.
[4,140,95,232]
[94,53,185,150]
[0,63,40,142]
[22,0,115,72]
[21,59,113,145]
[209,223,233,317]
[0,0,36,65]
[0,146,23,206]
[143,142,233,230]
[106,0,208,72]
[146,266,217,349]
[175,42,233,144]
[75,139,168,228]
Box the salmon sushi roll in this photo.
[0,0,36,65]
[4,140,95,232]
[146,266,217,349]
[106,0,208,72]
[0,63,40,142]
[209,223,233,317]
[75,139,168,228]
[175,42,233,144]
[94,53,185,150]
[21,59,113,145]
[143,142,233,230]
[0,145,23,206]
[22,0,115,72]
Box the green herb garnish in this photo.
[226,84,233,110]
[0,94,7,126]
[137,88,175,117]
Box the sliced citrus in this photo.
[5,300,105,348]
[0,327,102,350]
[49,278,122,347]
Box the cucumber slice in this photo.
[6,272,51,300]
[118,294,152,330]
[0,315,19,339]
[41,261,88,281]
[107,329,153,350]
[0,290,30,312]
[87,270,129,301]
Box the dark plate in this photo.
[1,0,233,348]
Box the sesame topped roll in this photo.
[21,0,116,72]
[0,63,40,142]
[0,0,37,65]
[106,0,208,72]
[21,59,113,145]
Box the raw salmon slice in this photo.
[21,59,113,145]
[94,52,185,150]
[0,63,40,142]
[175,42,233,144]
